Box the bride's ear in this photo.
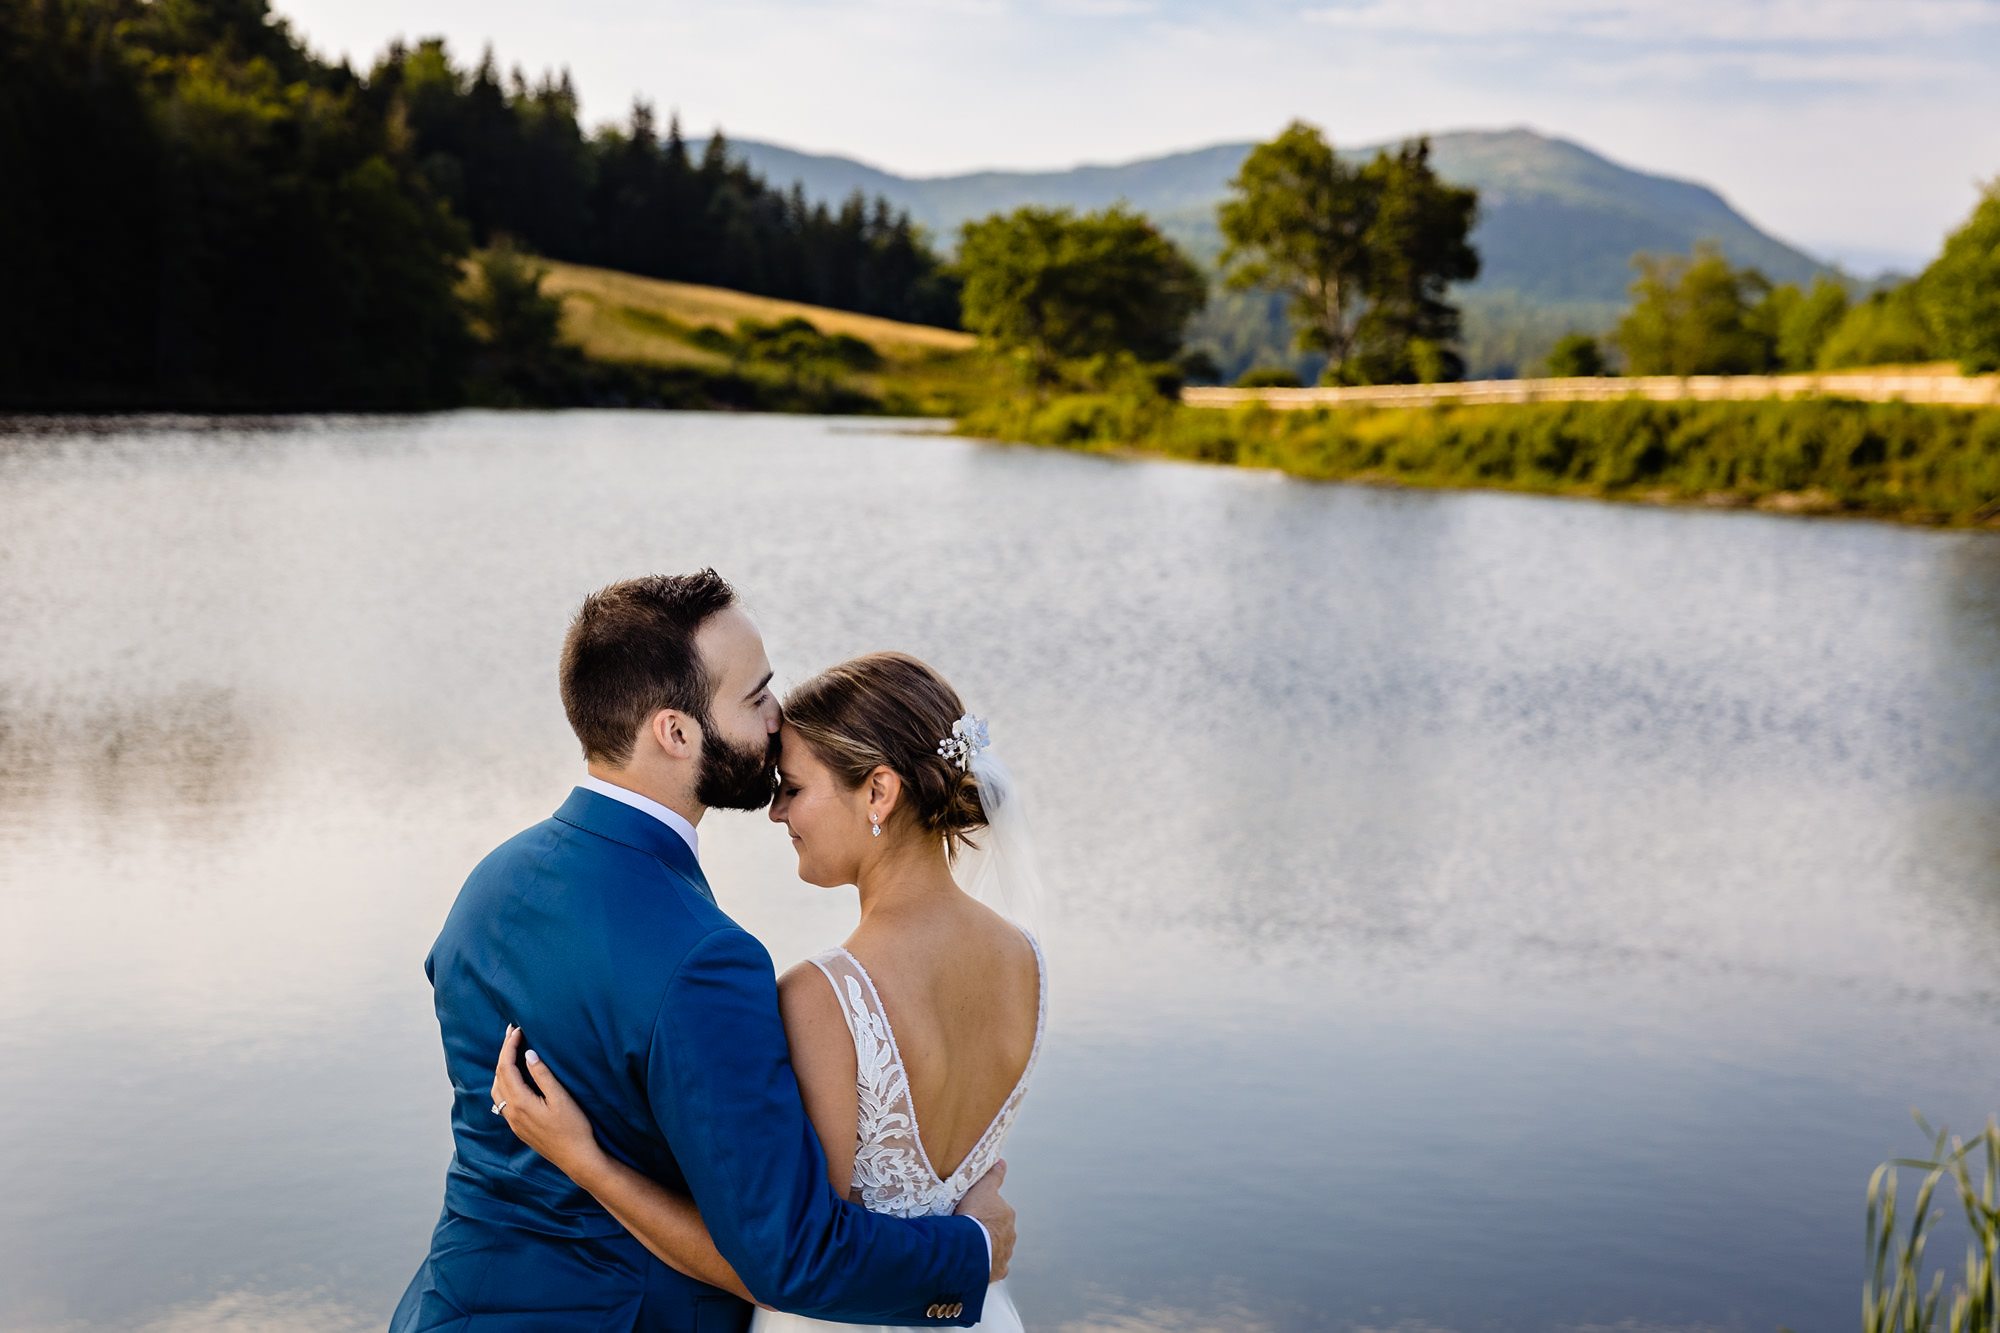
[865,766,903,824]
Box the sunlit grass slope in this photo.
[539,261,984,414]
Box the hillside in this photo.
[540,261,983,414]
[545,263,974,365]
[717,129,1826,305]
[716,129,1832,378]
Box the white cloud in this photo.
[1047,0,1158,13]
[1562,45,1984,85]
[275,0,2000,264]
[1303,0,2000,42]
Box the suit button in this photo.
[950,1304,964,1318]
[925,1306,939,1319]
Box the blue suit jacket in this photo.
[391,788,990,1332]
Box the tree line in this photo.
[949,120,2000,393]
[372,40,956,327]
[949,121,1482,392]
[1544,190,2000,380]
[0,0,954,409]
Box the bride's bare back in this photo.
[780,891,1041,1197]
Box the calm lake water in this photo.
[2,412,1997,1333]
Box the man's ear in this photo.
[651,708,700,761]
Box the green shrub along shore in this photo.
[959,392,2000,526]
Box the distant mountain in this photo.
[716,129,1825,306]
[711,128,1830,378]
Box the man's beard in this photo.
[694,725,781,812]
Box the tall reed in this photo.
[1866,1115,1999,1333]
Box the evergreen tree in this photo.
[1348,138,1480,383]
[0,6,1021,409]
[355,43,959,328]
[2,0,470,408]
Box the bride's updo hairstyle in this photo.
[783,652,987,854]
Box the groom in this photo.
[392,570,1010,1331]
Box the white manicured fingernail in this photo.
[526,1049,541,1065]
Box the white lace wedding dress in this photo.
[752,931,1047,1333]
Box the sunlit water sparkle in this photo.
[1,411,1996,1333]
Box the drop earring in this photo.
[870,813,881,838]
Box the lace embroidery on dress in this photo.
[808,932,1046,1219]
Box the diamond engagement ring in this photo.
[491,1100,507,1115]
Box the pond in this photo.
[1,411,1997,1333]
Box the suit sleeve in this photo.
[648,927,991,1325]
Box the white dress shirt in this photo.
[577,774,700,860]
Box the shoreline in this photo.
[1184,365,2000,411]
[957,394,2000,529]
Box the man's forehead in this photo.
[698,607,769,677]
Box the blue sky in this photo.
[283,0,2000,272]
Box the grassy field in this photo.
[543,262,974,359]
[539,261,989,414]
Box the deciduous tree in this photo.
[1767,276,1849,372]
[1920,181,2000,373]
[954,206,1206,374]
[1218,122,1376,368]
[1815,286,1937,369]
[1543,333,1607,377]
[1615,245,1775,376]
[1218,122,1479,384]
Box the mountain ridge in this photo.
[713,128,1827,306]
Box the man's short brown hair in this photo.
[559,570,738,765]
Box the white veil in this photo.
[949,748,1046,936]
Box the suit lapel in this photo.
[554,787,716,904]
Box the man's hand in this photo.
[955,1159,1015,1281]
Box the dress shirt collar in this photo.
[576,774,700,861]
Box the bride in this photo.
[490,652,1046,1333]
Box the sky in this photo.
[280,0,2000,274]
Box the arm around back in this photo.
[649,927,991,1325]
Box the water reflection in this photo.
[0,686,253,821]
[130,1290,375,1333]
[1906,532,2000,947]
[1,412,1998,1333]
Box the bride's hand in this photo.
[492,1024,602,1177]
